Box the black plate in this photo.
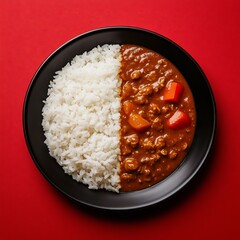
[23,26,216,210]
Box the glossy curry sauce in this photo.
[119,45,196,192]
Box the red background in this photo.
[1,0,240,239]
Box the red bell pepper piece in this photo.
[167,109,190,129]
[163,81,183,102]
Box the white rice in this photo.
[42,44,122,192]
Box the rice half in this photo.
[42,44,121,192]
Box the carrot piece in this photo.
[166,109,190,129]
[123,101,135,115]
[163,81,183,102]
[128,113,151,131]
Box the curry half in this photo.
[119,45,196,192]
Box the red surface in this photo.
[1,0,240,239]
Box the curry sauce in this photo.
[119,45,196,192]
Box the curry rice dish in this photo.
[42,44,196,193]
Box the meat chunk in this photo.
[123,158,139,172]
[130,69,142,80]
[152,77,166,93]
[155,136,166,149]
[141,137,155,151]
[122,82,133,99]
[149,103,161,115]
[151,117,164,131]
[139,84,153,96]
[125,134,139,148]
